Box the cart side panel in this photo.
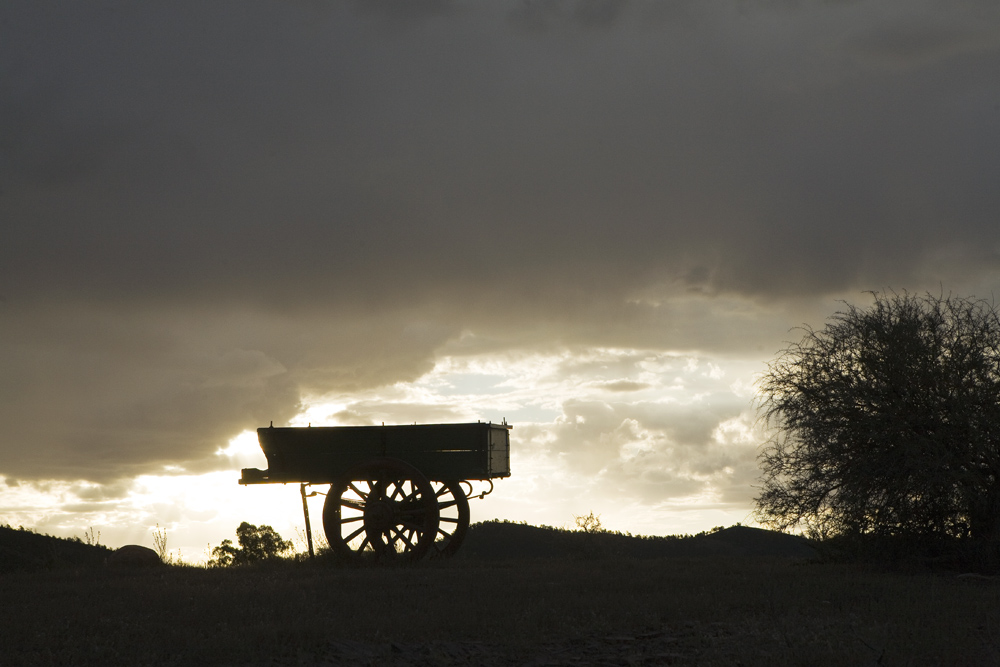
[248,422,511,483]
[382,423,511,479]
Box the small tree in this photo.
[233,522,292,563]
[208,522,292,567]
[755,291,1000,556]
[574,511,603,534]
[209,539,238,567]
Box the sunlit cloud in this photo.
[281,346,767,536]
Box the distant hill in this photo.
[0,524,113,573]
[1,522,817,573]
[459,521,818,561]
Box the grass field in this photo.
[2,551,998,666]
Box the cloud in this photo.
[507,0,630,32]
[6,0,998,306]
[0,0,998,494]
[0,301,465,481]
[593,380,652,392]
[843,13,1000,68]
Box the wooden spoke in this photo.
[398,518,426,533]
[392,527,416,550]
[340,498,366,512]
[344,524,366,543]
[428,480,470,560]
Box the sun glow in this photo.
[214,430,266,464]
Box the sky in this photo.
[2,0,999,562]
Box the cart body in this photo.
[239,421,511,485]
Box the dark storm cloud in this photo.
[5,0,998,303]
[845,10,1000,67]
[1,0,999,482]
[508,0,630,32]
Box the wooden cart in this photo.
[239,421,511,562]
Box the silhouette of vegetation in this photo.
[208,522,293,567]
[0,523,111,572]
[82,526,101,547]
[573,510,603,533]
[756,291,1000,566]
[152,524,169,562]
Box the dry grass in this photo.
[2,555,998,665]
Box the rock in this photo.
[107,544,162,568]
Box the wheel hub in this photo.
[364,498,396,533]
[323,458,441,562]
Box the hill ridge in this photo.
[0,524,113,572]
[459,521,819,561]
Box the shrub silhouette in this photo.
[573,511,603,534]
[756,291,1000,564]
[152,524,169,562]
[0,524,111,571]
[209,522,292,567]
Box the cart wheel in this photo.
[323,458,440,563]
[430,481,471,559]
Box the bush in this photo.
[756,291,1000,564]
[209,522,293,567]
